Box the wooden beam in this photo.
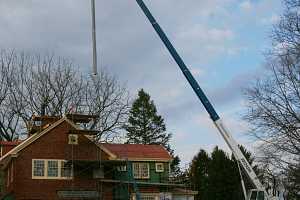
[32,115,60,122]
[98,179,185,187]
[66,113,99,123]
[68,130,99,135]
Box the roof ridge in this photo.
[0,117,67,162]
[102,143,163,146]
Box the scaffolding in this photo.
[30,113,193,200]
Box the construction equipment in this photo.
[91,0,98,76]
[135,1,279,200]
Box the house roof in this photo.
[0,117,68,163]
[101,143,172,161]
[0,140,23,146]
[0,117,172,164]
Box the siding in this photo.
[5,121,110,200]
[114,162,170,183]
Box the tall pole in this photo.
[91,0,98,75]
[135,0,268,198]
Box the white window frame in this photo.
[47,160,59,177]
[131,193,159,200]
[117,165,127,172]
[155,163,164,172]
[32,159,73,180]
[68,134,78,145]
[133,162,150,179]
[33,159,45,177]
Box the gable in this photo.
[0,117,171,166]
[0,118,116,165]
[0,118,66,163]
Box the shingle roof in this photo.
[0,141,23,146]
[101,143,172,161]
[0,118,68,162]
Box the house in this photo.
[0,141,22,195]
[0,114,196,200]
[0,141,22,158]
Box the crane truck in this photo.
[135,1,279,200]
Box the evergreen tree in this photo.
[125,89,180,173]
[189,149,210,200]
[230,145,258,200]
[125,89,171,146]
[285,162,300,199]
[189,146,256,200]
[208,146,237,200]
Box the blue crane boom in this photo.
[134,1,275,200]
[135,0,220,122]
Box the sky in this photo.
[0,0,283,167]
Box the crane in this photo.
[135,1,278,200]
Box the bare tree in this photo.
[272,0,300,57]
[242,1,300,196]
[244,0,300,170]
[0,50,22,140]
[244,57,300,169]
[0,50,129,141]
[2,52,85,136]
[85,72,130,142]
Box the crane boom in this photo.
[135,0,266,196]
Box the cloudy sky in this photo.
[0,0,282,167]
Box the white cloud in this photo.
[194,112,215,130]
[240,1,252,12]
[176,25,237,60]
[179,26,234,43]
[261,14,280,25]
[191,67,205,77]
[227,46,248,56]
[193,109,249,137]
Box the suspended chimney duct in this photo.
[91,0,98,76]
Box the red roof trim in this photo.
[0,141,23,146]
[101,143,172,161]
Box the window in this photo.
[32,159,72,179]
[133,163,149,179]
[155,163,164,172]
[141,196,156,200]
[33,160,45,177]
[131,193,159,200]
[68,134,78,145]
[61,161,72,178]
[47,160,58,177]
[117,165,127,172]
